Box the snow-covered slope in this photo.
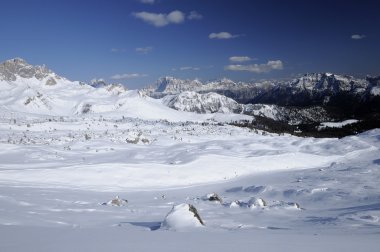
[0,108,379,250]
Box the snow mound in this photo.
[270,201,301,210]
[227,197,267,209]
[161,203,204,230]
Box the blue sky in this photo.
[1,0,379,89]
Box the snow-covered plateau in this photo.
[0,58,379,251]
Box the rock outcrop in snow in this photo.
[161,203,204,230]
[101,196,128,206]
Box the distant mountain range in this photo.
[145,74,380,122]
[146,74,379,107]
[1,58,380,136]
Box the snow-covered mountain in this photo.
[162,91,243,114]
[145,74,380,106]
[1,57,379,129]
[145,73,380,125]
[156,76,203,93]
[252,73,380,107]
[0,58,251,123]
[145,76,275,102]
[0,58,189,119]
[0,58,65,85]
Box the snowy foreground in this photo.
[0,112,379,251]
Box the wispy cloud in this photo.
[111,73,148,80]
[209,32,240,39]
[229,56,253,62]
[225,60,284,73]
[139,0,155,4]
[351,34,366,40]
[136,46,153,54]
[132,10,185,27]
[179,66,200,71]
[111,48,126,53]
[187,11,203,20]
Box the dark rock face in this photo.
[188,204,204,225]
[205,193,223,204]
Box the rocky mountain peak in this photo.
[90,78,108,88]
[153,76,203,93]
[0,58,56,82]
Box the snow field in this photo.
[0,113,379,251]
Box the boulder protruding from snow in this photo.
[229,200,243,208]
[101,196,128,206]
[161,203,204,230]
[248,197,267,208]
[203,192,223,203]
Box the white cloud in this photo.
[139,0,155,4]
[111,48,126,53]
[167,11,185,24]
[229,56,252,62]
[209,32,239,39]
[133,10,185,27]
[188,11,203,20]
[351,34,366,40]
[225,60,284,73]
[91,78,105,83]
[136,46,153,54]
[179,66,200,71]
[111,73,148,80]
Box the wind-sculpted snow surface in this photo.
[0,110,379,251]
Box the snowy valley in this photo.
[0,58,379,251]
